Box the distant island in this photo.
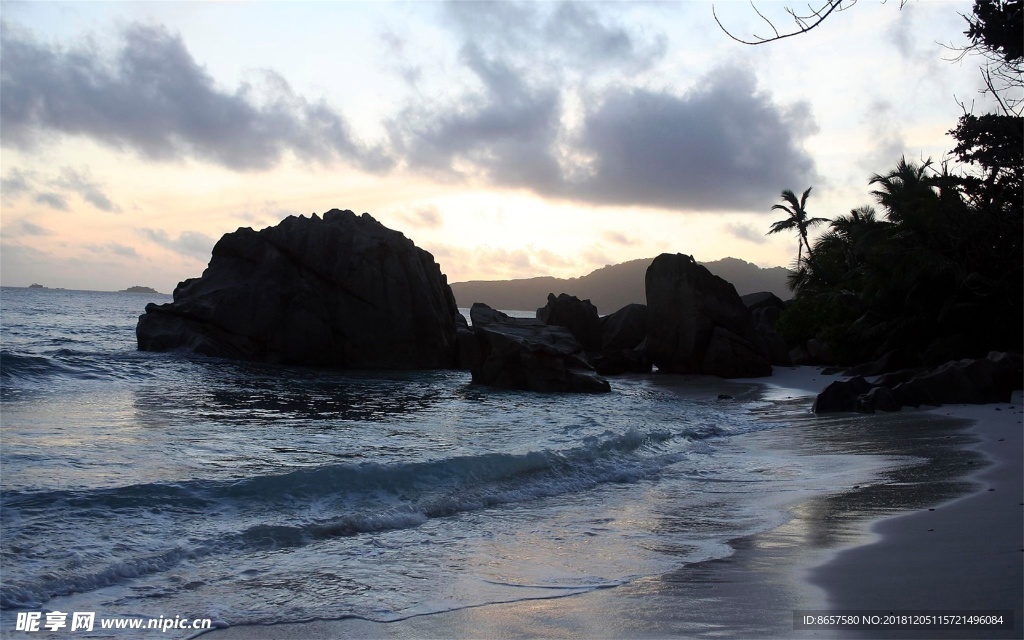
[121,286,162,294]
[28,283,46,289]
[450,257,790,313]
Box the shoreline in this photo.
[807,400,1023,639]
[201,367,1022,639]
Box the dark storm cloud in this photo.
[0,22,391,172]
[398,60,817,210]
[542,2,667,72]
[396,2,817,211]
[568,66,818,210]
[443,1,666,73]
[393,42,564,189]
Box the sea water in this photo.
[0,287,913,638]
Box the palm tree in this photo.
[767,187,829,265]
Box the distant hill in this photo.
[450,256,791,314]
[121,286,161,294]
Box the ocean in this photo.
[0,287,931,638]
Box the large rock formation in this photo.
[469,303,610,393]
[644,254,771,378]
[813,352,1023,413]
[600,303,648,353]
[136,210,461,369]
[536,293,602,351]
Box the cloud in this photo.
[140,228,216,261]
[0,168,34,199]
[378,30,423,88]
[232,200,302,227]
[395,60,817,211]
[4,219,52,237]
[397,205,443,230]
[724,221,768,244]
[34,191,69,210]
[393,42,564,189]
[86,242,139,258]
[443,1,666,75]
[390,1,674,197]
[567,66,818,210]
[52,167,120,212]
[429,243,579,281]
[2,164,121,212]
[859,100,906,173]
[0,21,391,172]
[602,231,635,246]
[542,2,667,73]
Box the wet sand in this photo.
[202,368,1022,639]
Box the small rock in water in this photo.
[717,394,733,400]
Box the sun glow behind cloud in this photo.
[0,0,987,293]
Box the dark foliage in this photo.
[773,2,1023,365]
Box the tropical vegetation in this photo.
[772,0,1022,366]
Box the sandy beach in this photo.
[202,367,1023,640]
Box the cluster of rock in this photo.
[135,210,1022,408]
[533,254,789,380]
[136,210,461,369]
[533,294,649,376]
[137,211,790,394]
[135,210,610,393]
[468,303,610,393]
[813,351,1023,413]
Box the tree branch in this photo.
[713,0,857,46]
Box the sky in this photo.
[0,0,996,293]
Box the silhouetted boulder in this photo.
[742,292,786,330]
[845,348,921,377]
[536,293,602,351]
[892,352,1023,407]
[136,210,460,369]
[455,312,478,371]
[600,303,648,352]
[856,386,901,414]
[591,345,651,376]
[469,303,610,393]
[812,376,874,413]
[644,253,771,378]
[805,338,834,365]
[703,327,772,378]
[813,352,1022,413]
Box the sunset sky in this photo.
[0,0,995,293]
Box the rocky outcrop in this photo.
[843,348,921,377]
[644,253,771,378]
[812,376,874,413]
[536,293,602,351]
[703,327,773,378]
[600,303,648,352]
[742,291,791,367]
[469,303,610,393]
[590,303,651,375]
[136,210,461,369]
[742,291,785,329]
[813,352,1023,413]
